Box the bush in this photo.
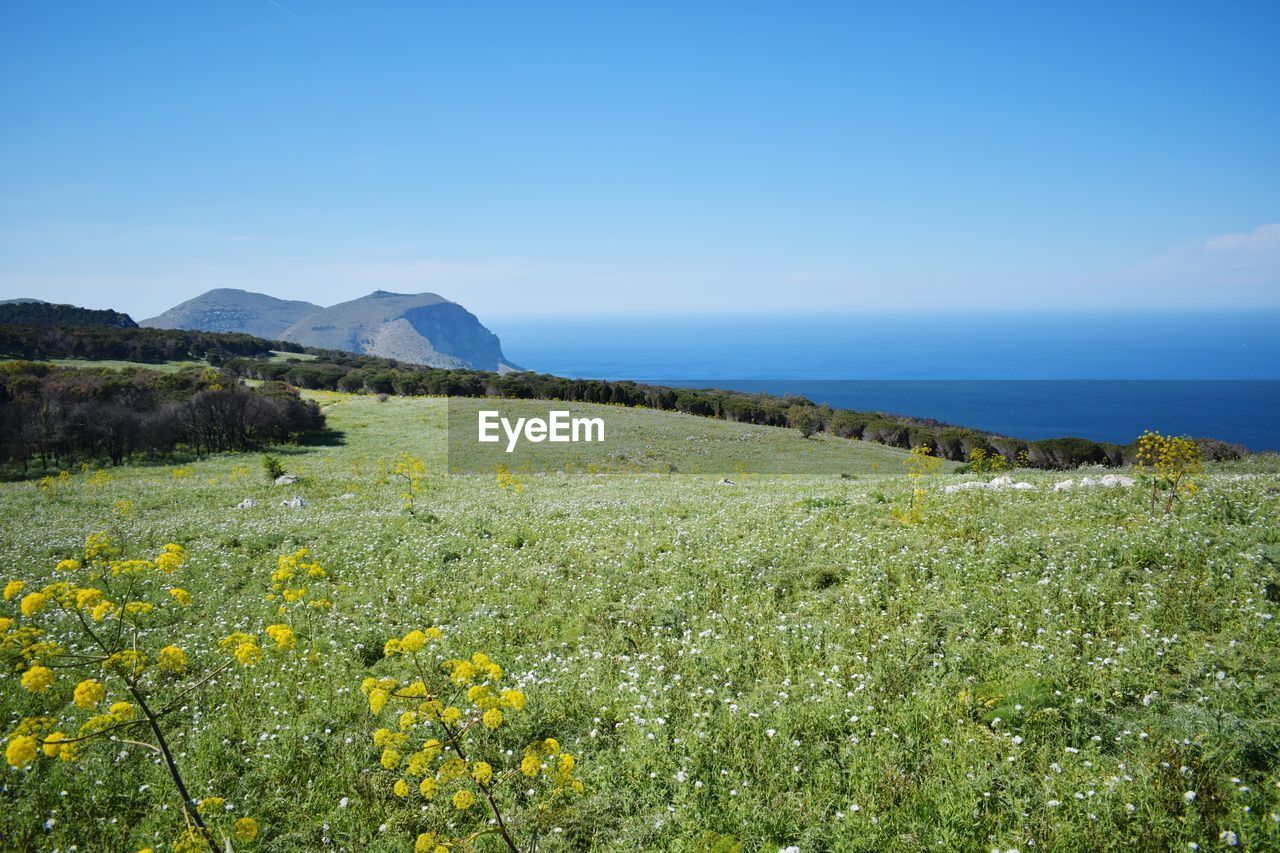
[1025,437,1112,469]
[829,411,870,439]
[262,453,285,481]
[787,404,822,438]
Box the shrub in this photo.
[262,453,284,481]
[787,404,822,438]
[829,411,870,439]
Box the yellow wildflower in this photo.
[153,543,185,573]
[419,777,438,798]
[21,665,54,692]
[472,761,493,784]
[265,623,296,649]
[501,689,526,710]
[482,707,504,730]
[84,531,115,561]
[41,732,68,758]
[168,588,192,606]
[451,789,475,810]
[3,580,24,601]
[198,796,226,814]
[74,679,105,709]
[393,779,409,798]
[447,659,477,685]
[400,630,428,652]
[233,817,259,842]
[234,641,263,666]
[102,650,147,676]
[6,734,38,768]
[20,592,49,617]
[157,645,187,672]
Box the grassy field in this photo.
[2,393,1279,851]
[443,396,928,475]
[15,357,206,373]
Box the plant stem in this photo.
[126,680,217,853]
[410,652,520,853]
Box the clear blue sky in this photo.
[1,1,1277,320]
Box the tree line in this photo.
[0,323,302,366]
[0,322,1246,470]
[0,361,325,474]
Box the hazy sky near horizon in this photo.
[1,1,1278,321]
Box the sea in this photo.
[489,311,1280,451]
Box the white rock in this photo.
[1100,474,1135,488]
[274,473,299,485]
[1011,482,1036,490]
[235,498,257,509]
[1078,476,1097,488]
[338,492,357,500]
[279,496,306,508]
[990,475,1014,488]
[718,478,735,486]
[1054,480,1075,491]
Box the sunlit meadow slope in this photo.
[2,393,1279,851]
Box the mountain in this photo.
[140,288,319,339]
[0,301,137,327]
[142,288,518,371]
[280,290,518,372]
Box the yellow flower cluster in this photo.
[517,737,583,793]
[102,649,148,677]
[219,632,264,666]
[383,626,442,657]
[73,678,105,709]
[2,709,112,768]
[362,634,581,849]
[414,832,450,853]
[265,623,297,649]
[268,547,334,611]
[1135,429,1203,512]
[20,664,54,692]
[157,645,188,673]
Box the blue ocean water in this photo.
[490,312,1280,450]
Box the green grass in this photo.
[6,356,205,372]
[267,350,318,363]
[444,395,927,475]
[2,393,1279,851]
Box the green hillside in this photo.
[1,392,1277,851]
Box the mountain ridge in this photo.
[141,288,319,339]
[142,287,517,371]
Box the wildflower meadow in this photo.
[3,393,1279,851]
